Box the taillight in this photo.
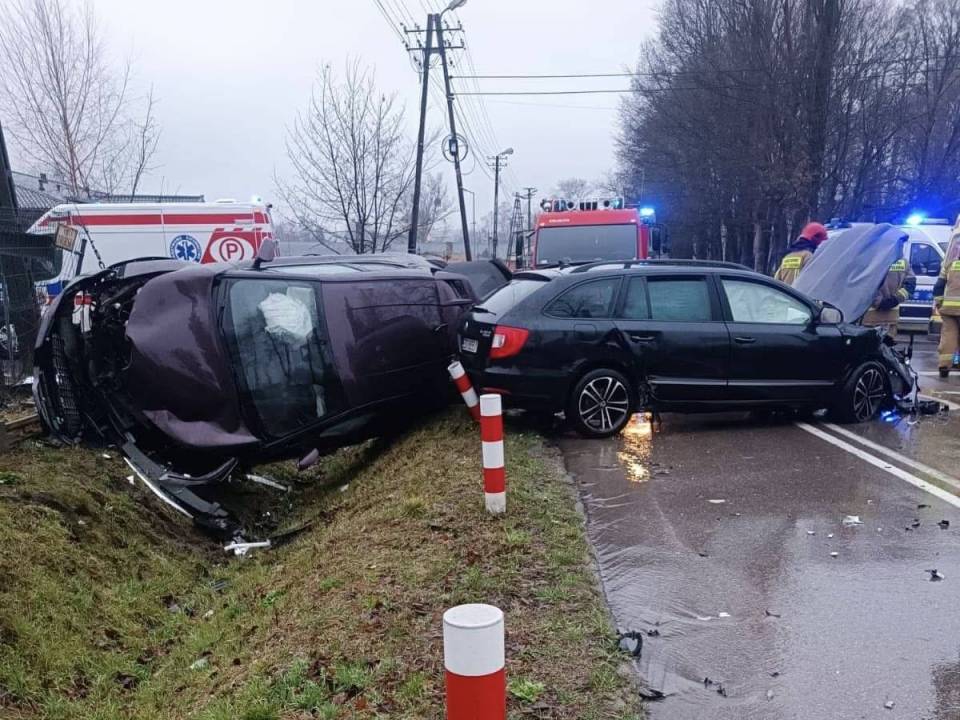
[489,325,529,360]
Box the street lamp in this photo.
[444,0,467,12]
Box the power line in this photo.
[452,54,960,81]
[454,66,960,97]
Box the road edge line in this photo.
[822,422,960,492]
[795,422,960,510]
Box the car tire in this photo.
[567,368,634,438]
[831,361,890,424]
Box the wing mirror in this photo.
[819,304,843,325]
[253,238,279,270]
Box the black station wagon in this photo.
[457,260,915,437]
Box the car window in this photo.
[647,278,713,322]
[620,277,649,319]
[546,278,620,319]
[225,279,337,437]
[910,244,942,277]
[480,279,546,316]
[722,279,812,324]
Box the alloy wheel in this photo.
[853,367,886,422]
[578,376,630,433]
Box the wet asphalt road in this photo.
[557,336,960,719]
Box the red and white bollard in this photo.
[448,361,481,422]
[480,393,506,515]
[443,604,506,720]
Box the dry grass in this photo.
[0,412,640,719]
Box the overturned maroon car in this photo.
[33,250,503,534]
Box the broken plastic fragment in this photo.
[101,453,112,459]
[939,520,950,530]
[189,657,209,671]
[765,610,782,618]
[224,540,271,557]
[245,474,290,492]
[708,499,726,505]
[842,515,864,526]
[884,700,895,710]
[718,612,730,618]
[827,533,834,539]
[617,631,643,657]
[766,689,775,701]
[830,552,839,558]
[807,530,816,536]
[928,569,945,581]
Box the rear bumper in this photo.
[461,361,568,411]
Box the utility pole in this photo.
[407,15,435,255]
[522,187,537,233]
[488,148,513,260]
[405,0,470,257]
[509,193,524,269]
[492,155,501,260]
[435,21,472,260]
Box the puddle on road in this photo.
[561,412,960,720]
[619,414,654,483]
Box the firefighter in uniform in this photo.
[861,253,916,340]
[775,222,829,285]
[934,228,960,377]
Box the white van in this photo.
[27,201,274,302]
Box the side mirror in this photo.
[819,305,843,325]
[253,238,279,269]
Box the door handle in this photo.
[630,334,656,343]
[734,336,757,344]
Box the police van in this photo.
[828,216,952,332]
[27,200,274,302]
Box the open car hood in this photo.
[793,223,908,322]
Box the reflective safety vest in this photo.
[939,259,960,317]
[863,259,914,326]
[774,250,813,285]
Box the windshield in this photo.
[536,224,637,266]
[224,279,339,437]
[478,279,546,317]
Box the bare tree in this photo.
[279,62,436,255]
[617,0,960,269]
[418,172,454,245]
[0,0,160,197]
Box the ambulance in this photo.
[27,200,274,302]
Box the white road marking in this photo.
[795,422,960,510]
[822,423,960,492]
[920,394,960,411]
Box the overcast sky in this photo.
[22,0,659,227]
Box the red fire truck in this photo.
[530,198,652,268]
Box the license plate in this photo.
[461,338,478,353]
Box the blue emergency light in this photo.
[906,213,926,226]
[639,206,656,218]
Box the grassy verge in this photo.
[0,411,639,719]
